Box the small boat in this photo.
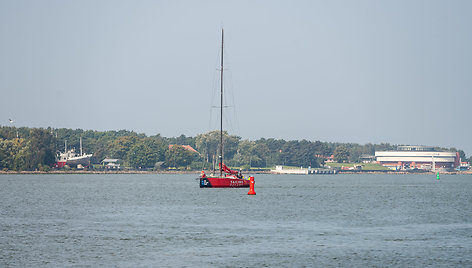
[199,29,252,188]
[200,163,249,188]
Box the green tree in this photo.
[127,138,165,169]
[278,140,319,167]
[347,143,363,162]
[87,139,109,163]
[334,145,350,163]
[233,140,263,168]
[15,129,56,170]
[13,142,28,170]
[165,145,194,167]
[195,130,240,165]
[0,138,21,170]
[109,136,138,160]
[254,138,285,166]
[195,131,220,163]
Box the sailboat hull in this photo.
[200,176,250,188]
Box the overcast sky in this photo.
[1,1,471,155]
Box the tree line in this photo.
[0,126,468,171]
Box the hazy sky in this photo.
[1,1,471,155]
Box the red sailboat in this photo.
[200,163,249,188]
[199,29,252,188]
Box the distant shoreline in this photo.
[0,170,470,175]
[0,170,199,175]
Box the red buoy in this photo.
[247,176,256,195]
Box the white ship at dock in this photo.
[55,138,92,168]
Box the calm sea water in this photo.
[0,173,471,267]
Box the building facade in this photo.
[375,145,459,171]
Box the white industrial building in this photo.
[375,145,459,171]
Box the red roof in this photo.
[168,144,199,154]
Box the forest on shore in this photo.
[0,126,467,171]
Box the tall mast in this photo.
[219,28,224,176]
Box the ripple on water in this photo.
[0,173,471,267]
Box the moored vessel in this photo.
[200,163,250,188]
[55,138,92,168]
[199,28,252,188]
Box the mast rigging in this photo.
[219,28,224,176]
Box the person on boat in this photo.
[237,169,243,179]
[200,170,206,178]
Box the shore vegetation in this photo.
[0,126,468,172]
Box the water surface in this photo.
[1,174,471,267]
